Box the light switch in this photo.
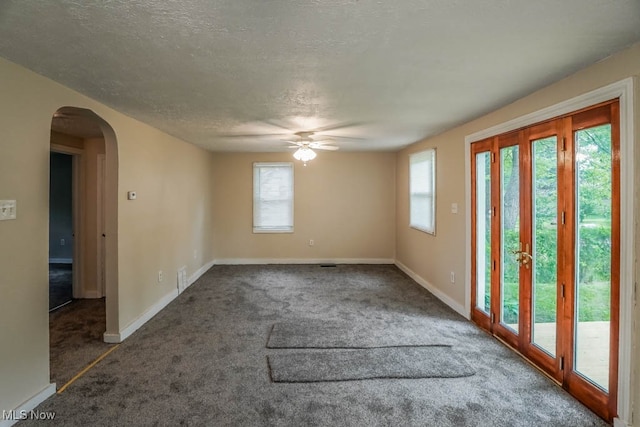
[451,203,458,214]
[0,200,17,220]
[127,191,137,200]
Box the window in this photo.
[409,149,436,234]
[253,162,294,233]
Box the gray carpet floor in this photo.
[267,320,454,348]
[49,298,113,388]
[267,347,476,382]
[25,264,607,426]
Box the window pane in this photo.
[574,124,612,392]
[475,151,491,314]
[409,149,436,233]
[253,163,294,232]
[531,136,558,357]
[500,145,519,333]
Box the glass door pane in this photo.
[500,146,519,332]
[475,152,492,314]
[531,136,558,356]
[574,124,612,391]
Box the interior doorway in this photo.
[48,106,119,388]
[49,152,74,311]
[470,100,620,421]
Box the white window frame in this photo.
[253,162,294,233]
[409,148,436,235]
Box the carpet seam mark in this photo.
[266,344,454,350]
[265,323,276,348]
[57,344,120,394]
[266,355,276,383]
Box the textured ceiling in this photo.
[0,1,639,152]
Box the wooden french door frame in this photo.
[470,100,620,422]
[560,101,620,420]
[492,131,521,350]
[520,119,564,382]
[470,138,493,332]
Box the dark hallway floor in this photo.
[49,298,113,388]
[49,263,73,311]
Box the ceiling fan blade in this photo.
[310,137,335,143]
[262,119,294,132]
[313,121,369,133]
[320,134,368,141]
[217,132,290,138]
[313,145,339,151]
[285,141,304,147]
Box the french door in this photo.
[471,100,619,421]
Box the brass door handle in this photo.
[520,243,532,269]
[512,243,532,269]
[511,249,523,263]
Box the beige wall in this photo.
[0,57,215,412]
[396,42,640,421]
[118,127,215,326]
[212,151,396,262]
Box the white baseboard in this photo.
[102,333,121,344]
[212,258,395,265]
[48,258,72,264]
[80,290,102,299]
[614,417,632,427]
[0,383,56,427]
[103,259,216,344]
[103,288,178,343]
[187,259,215,289]
[394,260,468,319]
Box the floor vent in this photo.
[177,266,188,293]
[320,264,337,268]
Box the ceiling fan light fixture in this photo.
[293,146,317,165]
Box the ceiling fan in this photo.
[284,131,339,165]
[217,120,368,164]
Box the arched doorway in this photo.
[48,107,119,388]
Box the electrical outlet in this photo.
[193,249,198,260]
[309,239,314,246]
[450,271,455,283]
[60,238,65,246]
[0,200,17,220]
[158,270,163,283]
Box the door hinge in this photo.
[561,211,566,225]
[561,137,567,151]
[560,356,565,371]
[561,283,565,299]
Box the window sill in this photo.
[253,228,294,234]
[410,225,436,236]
